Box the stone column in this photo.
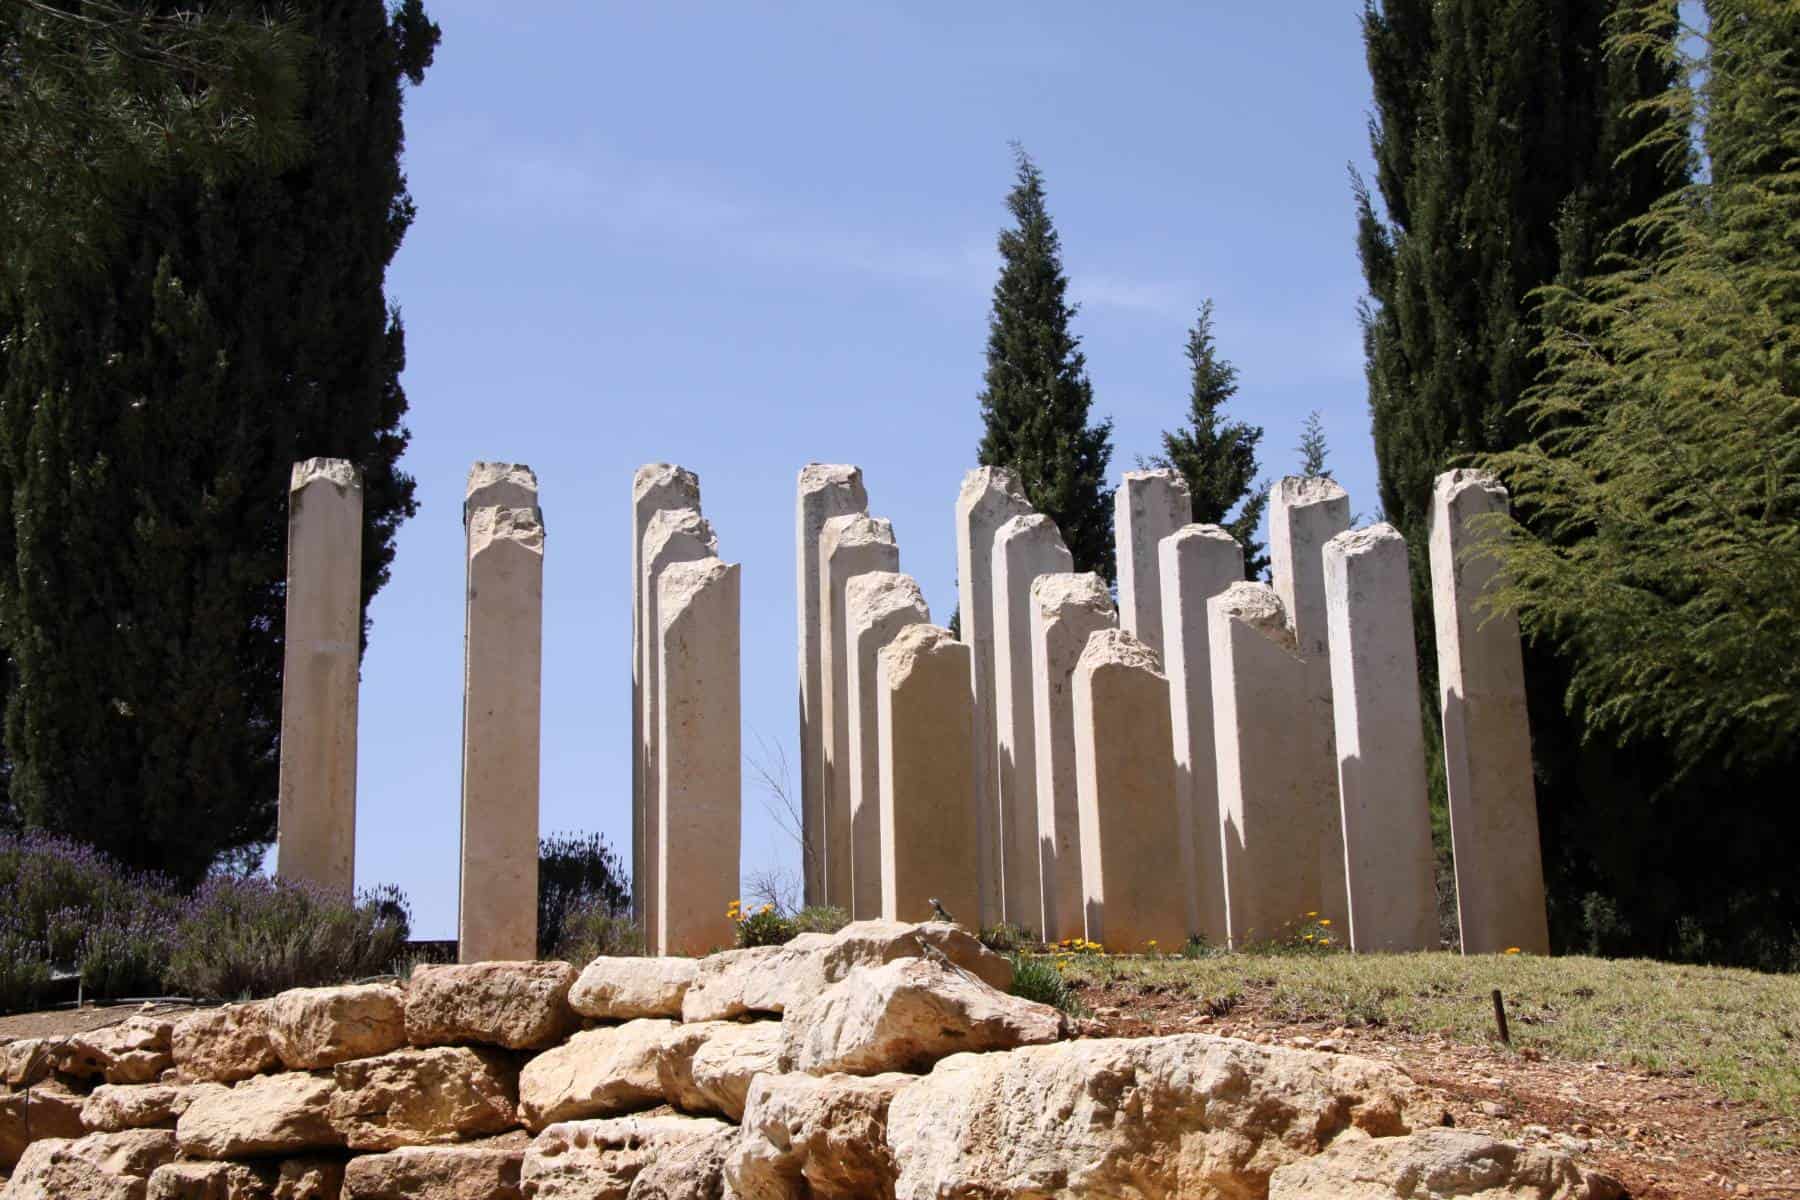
[992,513,1072,931]
[641,507,718,949]
[276,458,364,894]
[819,513,899,912]
[954,467,1032,927]
[1158,524,1244,946]
[1073,629,1185,952]
[877,624,978,926]
[844,571,929,920]
[1028,572,1116,942]
[1113,469,1191,659]
[795,464,867,907]
[657,556,741,957]
[460,501,545,963]
[1325,525,1438,952]
[1268,475,1352,926]
[1210,582,1315,947]
[1430,469,1550,955]
[632,465,702,930]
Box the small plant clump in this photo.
[1009,951,1084,1016]
[978,922,1037,954]
[725,899,849,948]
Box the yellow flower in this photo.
[1319,937,1333,946]
[761,903,775,914]
[1505,947,1522,955]
[1305,911,1319,918]
[1318,918,1332,926]
[1146,940,1158,948]
[1303,933,1315,942]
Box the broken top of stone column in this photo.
[845,570,930,920]
[1269,475,1350,657]
[293,456,361,493]
[1114,469,1192,658]
[467,462,540,524]
[468,505,545,553]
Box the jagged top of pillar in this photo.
[1209,581,1297,651]
[658,556,737,629]
[797,462,866,497]
[632,462,701,507]
[879,622,967,687]
[1434,468,1509,512]
[1272,474,1349,510]
[1075,627,1164,680]
[846,570,930,631]
[995,511,1068,552]
[466,462,539,525]
[956,466,1030,515]
[1326,522,1404,562]
[290,457,362,494]
[468,504,545,556]
[1120,467,1191,492]
[1165,523,1239,549]
[643,506,717,565]
[821,512,896,554]
[1030,571,1114,620]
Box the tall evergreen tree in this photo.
[977,147,1116,580]
[1148,301,1267,578]
[0,0,439,883]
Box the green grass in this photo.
[1049,950,1800,1129]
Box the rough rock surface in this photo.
[82,1083,224,1132]
[170,1004,279,1084]
[329,1045,518,1150]
[341,1137,526,1199]
[657,1020,783,1122]
[726,1070,913,1200]
[806,921,1013,993]
[780,956,1062,1076]
[679,946,797,1022]
[1267,1129,1624,1200]
[520,1114,733,1200]
[3,1039,55,1088]
[175,1071,344,1159]
[405,961,577,1051]
[887,1034,1417,1199]
[517,1019,674,1131]
[266,985,405,1070]
[568,957,699,1020]
[3,1129,178,1199]
[60,1017,176,1084]
[2,1081,87,1167]
[145,1158,342,1199]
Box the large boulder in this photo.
[805,921,1012,993]
[341,1137,527,1199]
[517,1019,674,1131]
[568,957,699,1020]
[780,957,1062,1076]
[266,984,406,1070]
[329,1045,518,1150]
[657,1020,782,1122]
[175,1071,344,1159]
[679,946,797,1022]
[145,1158,343,1200]
[82,1083,226,1132]
[520,1114,734,1200]
[59,1016,176,1084]
[170,1004,279,1084]
[886,1034,1418,1199]
[725,1071,913,1200]
[1266,1129,1625,1200]
[3,1038,56,1087]
[404,961,578,1051]
[3,1129,179,1200]
[1,1082,87,1167]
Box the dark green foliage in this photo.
[977,147,1116,580]
[547,905,643,963]
[1147,302,1268,578]
[538,831,632,959]
[0,0,439,878]
[1007,953,1082,1015]
[977,922,1034,953]
[1295,411,1331,479]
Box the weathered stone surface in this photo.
[2,1081,87,1167]
[1268,1129,1624,1199]
[405,960,576,1051]
[887,1034,1416,1199]
[170,1004,279,1084]
[329,1045,517,1151]
[145,1158,342,1200]
[267,984,405,1070]
[1113,468,1191,659]
[521,1115,733,1200]
[61,1016,176,1084]
[82,1083,223,1133]
[679,946,799,1022]
[569,956,698,1020]
[657,1020,783,1122]
[804,920,1012,995]
[623,1120,738,1200]
[342,1138,526,1199]
[517,1019,674,1131]
[176,1071,344,1159]
[3,1038,55,1087]
[726,1070,912,1200]
[4,1129,178,1200]
[780,956,1062,1076]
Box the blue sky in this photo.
[359,3,1385,937]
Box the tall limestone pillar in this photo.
[1073,629,1185,951]
[878,624,978,926]
[640,507,718,949]
[277,458,364,894]
[1325,524,1437,952]
[1158,524,1244,946]
[1114,469,1191,659]
[844,572,929,920]
[657,556,741,957]
[819,513,899,912]
[954,467,1032,927]
[1268,476,1351,925]
[1430,470,1550,955]
[1028,572,1116,942]
[632,465,702,930]
[1210,582,1314,948]
[460,492,545,963]
[992,514,1073,930]
[795,464,867,907]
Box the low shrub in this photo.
[979,922,1036,954]
[0,918,53,1013]
[730,899,792,947]
[550,899,643,962]
[791,905,849,936]
[538,831,631,959]
[1009,952,1083,1015]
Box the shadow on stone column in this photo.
[845,571,929,921]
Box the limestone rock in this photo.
[726,1070,912,1200]
[342,1137,527,1199]
[145,1158,342,1200]
[679,946,796,1022]
[887,1034,1418,1199]
[656,1020,782,1121]
[404,961,577,1051]
[624,1120,739,1200]
[568,956,698,1020]
[267,984,405,1069]
[3,1038,55,1087]
[1267,1129,1624,1199]
[175,1071,344,1159]
[60,1016,176,1084]
[803,920,1012,994]
[3,1129,178,1200]
[781,956,1062,1076]
[329,1045,517,1150]
[2,1081,87,1167]
[521,1114,733,1200]
[82,1083,225,1132]
[517,1019,674,1131]
[170,1004,280,1084]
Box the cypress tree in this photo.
[977,147,1116,580]
[1295,411,1331,479]
[0,0,439,882]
